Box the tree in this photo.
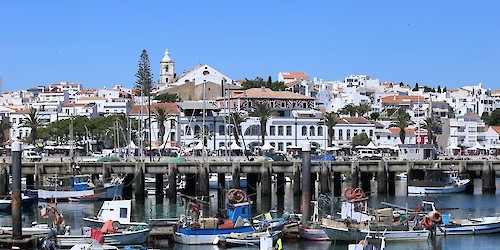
[443,87,447,93]
[437,86,442,93]
[154,93,179,103]
[0,121,11,148]
[356,104,371,117]
[413,83,420,91]
[390,109,412,144]
[241,77,286,91]
[250,103,277,145]
[486,109,500,126]
[351,133,370,149]
[421,117,441,145]
[339,103,357,116]
[322,112,338,147]
[21,108,43,144]
[370,112,380,120]
[481,112,490,124]
[227,111,248,145]
[155,106,167,143]
[135,49,154,160]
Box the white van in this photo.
[23,150,42,162]
[357,149,382,159]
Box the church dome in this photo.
[161,49,172,62]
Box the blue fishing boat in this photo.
[173,189,254,245]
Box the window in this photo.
[194,125,201,134]
[347,130,351,140]
[120,208,127,218]
[354,129,358,137]
[278,142,284,151]
[339,130,343,140]
[270,126,276,136]
[219,125,225,135]
[302,126,307,136]
[369,130,373,137]
[310,126,315,136]
[318,127,323,136]
[244,125,261,136]
[286,126,292,136]
[278,126,284,136]
[185,125,191,135]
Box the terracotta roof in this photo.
[232,88,314,100]
[285,80,300,87]
[77,89,98,94]
[490,126,500,134]
[129,102,179,115]
[78,97,106,101]
[40,91,64,95]
[337,117,371,124]
[381,95,428,105]
[281,72,308,80]
[14,109,31,114]
[62,103,86,107]
[388,127,426,135]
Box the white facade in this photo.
[448,115,487,148]
[174,64,235,87]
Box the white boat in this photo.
[348,233,386,250]
[408,170,470,194]
[83,200,149,229]
[209,174,247,189]
[0,223,52,236]
[69,238,119,250]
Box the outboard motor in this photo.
[39,228,58,250]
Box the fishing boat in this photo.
[420,201,500,235]
[348,232,386,250]
[69,238,119,250]
[299,201,329,241]
[0,194,37,211]
[173,189,255,245]
[408,170,470,194]
[219,230,282,247]
[55,221,151,247]
[27,174,124,201]
[321,187,429,242]
[83,200,149,229]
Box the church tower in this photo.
[159,49,175,88]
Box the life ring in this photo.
[421,216,433,229]
[353,188,364,199]
[431,211,442,223]
[343,187,355,199]
[188,202,200,212]
[227,189,245,203]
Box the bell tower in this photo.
[159,49,175,88]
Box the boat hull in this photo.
[298,227,329,241]
[321,224,429,242]
[29,183,123,201]
[408,181,468,194]
[56,228,150,247]
[436,217,500,235]
[174,226,254,245]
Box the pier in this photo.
[0,159,498,198]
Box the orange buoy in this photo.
[343,187,354,199]
[353,188,364,199]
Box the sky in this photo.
[1,1,500,92]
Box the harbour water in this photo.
[1,178,500,249]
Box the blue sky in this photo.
[1,1,499,92]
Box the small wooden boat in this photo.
[299,201,329,241]
[219,231,282,247]
[56,221,151,247]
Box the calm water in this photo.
[2,178,500,250]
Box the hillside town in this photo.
[1,49,500,161]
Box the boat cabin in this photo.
[96,200,132,224]
[45,174,93,191]
[226,201,251,224]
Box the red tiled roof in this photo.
[285,80,300,87]
[281,72,308,79]
[129,102,179,115]
[490,126,500,134]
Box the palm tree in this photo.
[339,103,357,116]
[356,104,371,117]
[0,121,11,148]
[250,103,277,145]
[390,108,412,144]
[227,111,248,145]
[323,112,339,147]
[155,106,167,143]
[421,117,441,145]
[21,108,43,144]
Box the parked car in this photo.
[22,150,42,162]
[357,149,382,160]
